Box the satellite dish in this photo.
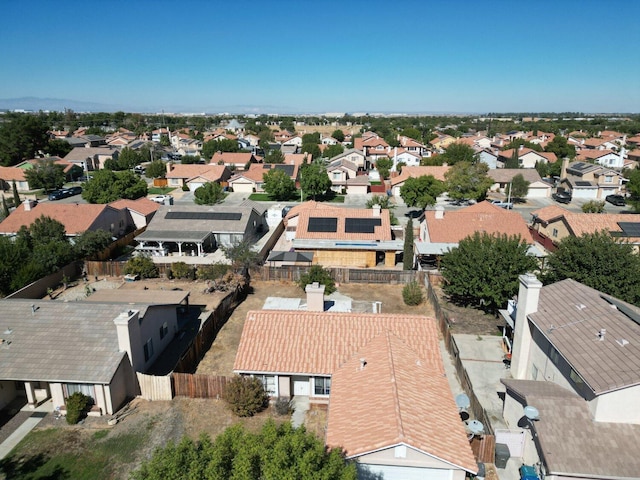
[468,420,485,435]
[524,405,540,420]
[455,393,470,410]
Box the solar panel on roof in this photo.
[166,211,242,221]
[618,222,640,237]
[345,218,382,233]
[575,181,592,186]
[308,217,337,232]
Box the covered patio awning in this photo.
[135,230,211,244]
[267,251,314,263]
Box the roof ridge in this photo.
[384,330,406,442]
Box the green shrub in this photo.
[582,200,605,213]
[124,256,159,278]
[402,281,423,306]
[274,397,292,416]
[298,265,336,294]
[66,392,90,424]
[197,263,230,280]
[182,184,190,191]
[222,376,269,417]
[170,261,192,279]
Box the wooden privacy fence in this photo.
[137,372,173,401]
[425,278,495,436]
[471,434,496,465]
[172,373,232,398]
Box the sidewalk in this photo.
[0,400,52,460]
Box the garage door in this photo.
[358,464,453,480]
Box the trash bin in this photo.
[520,465,540,480]
[495,443,510,468]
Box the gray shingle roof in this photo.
[529,279,640,394]
[0,299,130,384]
[502,379,640,478]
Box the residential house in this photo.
[285,202,400,267]
[165,163,231,192]
[0,166,30,193]
[525,131,555,147]
[559,161,623,199]
[576,149,625,169]
[397,135,429,156]
[224,119,245,133]
[134,203,267,257]
[345,175,370,195]
[580,137,622,151]
[0,199,129,239]
[327,148,367,170]
[414,201,537,270]
[478,149,499,169]
[240,133,260,147]
[488,169,552,198]
[151,128,170,143]
[429,134,456,152]
[362,135,390,161]
[228,163,299,194]
[0,292,189,415]
[498,147,557,169]
[282,135,303,149]
[320,135,339,146]
[390,166,450,198]
[210,152,261,170]
[326,158,359,194]
[64,146,119,172]
[498,274,640,478]
[108,198,160,230]
[64,135,107,148]
[234,292,477,479]
[389,148,422,171]
[529,205,640,252]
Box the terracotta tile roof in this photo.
[390,166,450,186]
[488,168,543,184]
[502,379,640,477]
[528,279,640,394]
[563,212,640,240]
[499,148,557,163]
[583,137,609,147]
[229,164,265,183]
[326,331,477,472]
[576,149,618,160]
[627,135,640,144]
[210,152,257,165]
[362,137,389,148]
[234,311,439,377]
[398,136,425,148]
[424,201,533,243]
[283,153,308,166]
[353,137,364,150]
[166,164,228,182]
[295,207,392,241]
[0,166,26,181]
[531,205,571,223]
[283,201,340,226]
[0,202,110,235]
[109,197,160,216]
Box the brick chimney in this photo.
[305,282,325,312]
[511,273,542,380]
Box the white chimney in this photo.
[435,206,444,219]
[23,199,36,211]
[113,310,141,369]
[511,273,542,380]
[305,282,325,312]
[372,204,381,217]
[519,144,524,151]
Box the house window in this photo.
[314,377,331,395]
[549,347,560,365]
[552,228,558,238]
[569,368,584,386]
[144,338,154,362]
[256,375,276,395]
[159,322,168,340]
[332,172,341,180]
[65,383,95,402]
[605,176,613,183]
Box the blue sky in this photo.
[1,0,639,114]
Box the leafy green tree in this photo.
[544,135,576,159]
[30,216,66,244]
[627,168,640,212]
[194,182,225,205]
[0,235,28,295]
[503,139,542,152]
[82,170,148,203]
[116,147,140,170]
[543,231,640,306]
[159,135,170,147]
[73,229,113,259]
[264,149,285,164]
[399,175,446,209]
[12,181,20,207]
[131,421,356,480]
[505,148,520,169]
[45,139,73,158]
[440,143,477,165]
[202,138,239,159]
[375,158,393,179]
[263,168,296,201]
[400,127,422,141]
[445,161,493,201]
[1,197,9,219]
[402,281,423,305]
[403,218,414,270]
[302,132,320,144]
[331,129,345,142]
[24,160,66,192]
[298,265,336,294]
[222,376,269,417]
[366,194,397,225]
[221,240,261,270]
[180,155,201,164]
[581,200,605,213]
[441,232,537,313]
[301,143,321,160]
[299,163,331,200]
[0,114,51,166]
[506,173,530,200]
[124,256,159,278]
[323,143,344,159]
[145,160,167,179]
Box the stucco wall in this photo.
[590,384,640,424]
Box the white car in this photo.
[150,194,173,205]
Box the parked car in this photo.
[605,194,626,206]
[552,191,572,204]
[133,165,146,174]
[490,199,514,209]
[64,186,82,196]
[150,194,173,205]
[48,190,66,201]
